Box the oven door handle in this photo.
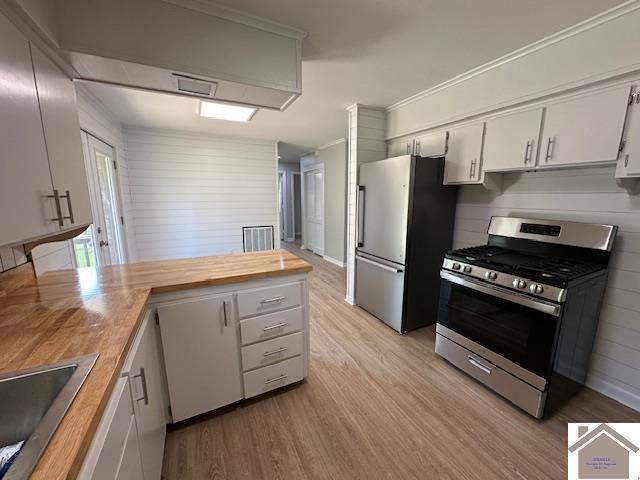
[440,270,561,317]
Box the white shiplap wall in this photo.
[453,166,640,410]
[346,105,387,303]
[75,85,137,261]
[124,128,278,261]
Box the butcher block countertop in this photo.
[0,249,312,480]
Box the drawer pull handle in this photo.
[264,374,288,385]
[133,368,149,405]
[260,296,285,305]
[263,322,287,332]
[264,347,288,357]
[467,356,492,375]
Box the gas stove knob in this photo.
[462,265,472,274]
[512,278,527,289]
[529,284,544,295]
[485,271,498,280]
[452,262,461,271]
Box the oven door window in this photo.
[438,280,559,379]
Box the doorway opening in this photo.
[72,131,126,267]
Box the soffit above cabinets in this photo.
[7,0,306,111]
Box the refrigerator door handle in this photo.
[356,255,404,273]
[357,185,365,247]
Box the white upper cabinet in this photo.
[484,108,544,172]
[444,122,485,184]
[158,294,242,423]
[31,46,92,229]
[0,13,58,246]
[387,138,413,157]
[414,130,448,158]
[538,85,630,168]
[616,86,640,177]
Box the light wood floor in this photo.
[162,243,639,480]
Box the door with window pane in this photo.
[79,132,126,266]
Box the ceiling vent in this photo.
[172,74,217,97]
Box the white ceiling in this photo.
[85,0,626,162]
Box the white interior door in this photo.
[81,132,126,265]
[304,168,324,255]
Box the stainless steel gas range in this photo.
[435,216,617,418]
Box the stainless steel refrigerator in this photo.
[355,155,457,333]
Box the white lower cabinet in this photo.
[77,378,144,480]
[80,312,166,480]
[122,310,167,480]
[158,293,242,422]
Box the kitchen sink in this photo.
[0,354,98,480]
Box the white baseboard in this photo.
[587,374,640,412]
[323,255,346,268]
[285,236,295,242]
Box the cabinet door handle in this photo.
[415,140,420,155]
[133,368,149,405]
[524,140,532,164]
[263,322,287,331]
[260,296,285,305]
[47,189,64,227]
[624,154,630,167]
[406,142,411,155]
[264,374,288,385]
[222,300,228,326]
[264,347,287,357]
[545,136,555,162]
[60,190,75,224]
[469,159,477,179]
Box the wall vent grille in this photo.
[243,226,274,252]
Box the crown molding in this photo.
[161,0,308,40]
[346,103,386,112]
[387,0,640,112]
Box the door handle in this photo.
[524,140,532,164]
[60,190,75,224]
[357,185,365,247]
[467,356,492,375]
[222,300,228,327]
[356,255,404,273]
[99,240,109,247]
[545,136,555,162]
[133,368,149,405]
[47,189,64,227]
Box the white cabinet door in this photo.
[484,108,543,172]
[77,378,144,480]
[158,294,242,422]
[31,45,93,229]
[0,12,58,246]
[115,414,145,480]
[444,122,485,184]
[414,130,448,158]
[387,139,413,157]
[539,85,630,168]
[122,311,166,480]
[616,87,640,176]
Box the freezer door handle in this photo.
[356,255,404,273]
[357,185,365,247]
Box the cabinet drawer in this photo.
[237,282,301,318]
[241,331,303,371]
[243,355,304,398]
[240,306,303,345]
